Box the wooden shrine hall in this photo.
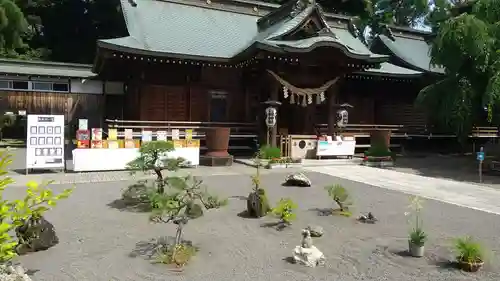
[92,0,498,155]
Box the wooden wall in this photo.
[134,67,249,123]
[0,90,105,138]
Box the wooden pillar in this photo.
[327,84,338,136]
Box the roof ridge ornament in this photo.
[291,0,314,17]
[128,0,137,7]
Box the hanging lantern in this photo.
[301,95,307,107]
[290,93,295,104]
[320,92,325,102]
[336,109,349,128]
[316,94,321,104]
[307,94,312,104]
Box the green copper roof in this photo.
[0,58,95,78]
[98,0,387,62]
[375,34,445,74]
[364,62,422,76]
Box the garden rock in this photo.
[246,189,270,218]
[292,229,326,267]
[0,264,32,281]
[306,225,324,237]
[15,216,59,255]
[284,173,311,187]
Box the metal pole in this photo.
[479,146,484,183]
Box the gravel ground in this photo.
[6,171,500,281]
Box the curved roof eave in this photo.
[376,35,445,74]
[97,40,241,63]
[257,40,388,63]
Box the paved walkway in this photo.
[305,165,500,215]
[6,164,300,187]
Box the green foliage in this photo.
[419,0,500,138]
[405,196,427,246]
[350,0,430,45]
[364,141,394,158]
[150,175,224,221]
[409,228,427,246]
[127,141,177,172]
[127,140,184,193]
[154,242,198,266]
[454,236,485,263]
[325,184,352,215]
[271,198,297,224]
[203,193,228,209]
[0,150,73,262]
[0,0,30,58]
[259,145,281,160]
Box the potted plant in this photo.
[408,228,427,257]
[405,196,427,257]
[454,236,485,272]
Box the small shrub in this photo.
[246,155,271,217]
[127,140,184,193]
[0,150,73,262]
[454,236,485,264]
[271,198,297,225]
[325,184,352,216]
[204,194,228,209]
[154,242,198,267]
[364,141,395,159]
[259,145,281,160]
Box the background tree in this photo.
[417,0,500,138]
[0,0,32,58]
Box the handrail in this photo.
[105,119,256,126]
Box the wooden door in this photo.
[139,85,187,121]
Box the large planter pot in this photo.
[458,259,484,272]
[408,241,425,257]
[370,129,391,149]
[205,127,230,157]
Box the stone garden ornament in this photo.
[292,229,326,267]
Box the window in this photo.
[0,79,69,92]
[32,82,52,91]
[0,80,11,89]
[12,81,29,90]
[53,83,69,92]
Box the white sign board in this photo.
[26,115,65,170]
[316,140,356,157]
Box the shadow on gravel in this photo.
[308,208,333,216]
[107,199,152,213]
[107,182,154,213]
[129,236,194,260]
[236,210,259,219]
[230,195,247,201]
[283,257,296,264]
[429,259,459,271]
[260,221,288,231]
[390,250,412,257]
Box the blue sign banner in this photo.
[477,151,485,161]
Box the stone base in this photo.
[200,155,234,166]
[292,245,326,267]
[361,160,394,168]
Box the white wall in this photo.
[70,79,103,94]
